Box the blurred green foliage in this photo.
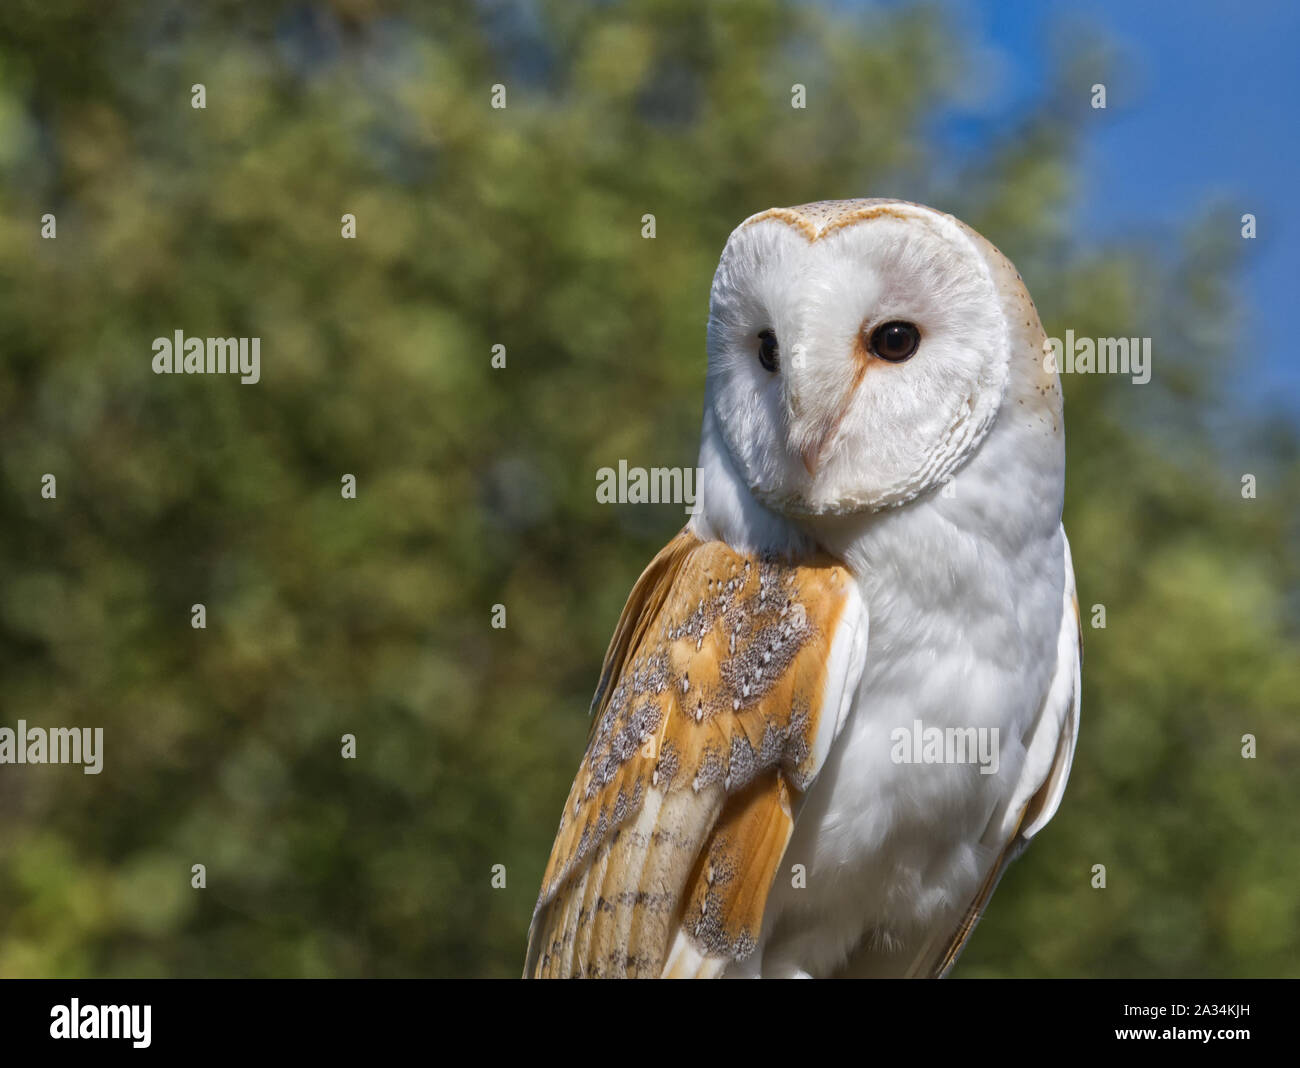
[0,0,1296,977]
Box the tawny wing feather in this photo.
[525,529,867,978]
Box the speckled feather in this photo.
[525,530,861,978]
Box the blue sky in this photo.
[907,0,1300,415]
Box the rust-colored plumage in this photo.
[525,531,857,978]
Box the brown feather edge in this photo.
[918,682,1080,979]
[586,528,700,737]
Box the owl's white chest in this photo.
[751,505,1063,977]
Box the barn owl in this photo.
[525,198,1080,978]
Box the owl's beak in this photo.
[797,401,852,475]
[795,387,857,475]
[789,341,864,476]
[801,433,831,475]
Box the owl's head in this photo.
[705,198,1057,516]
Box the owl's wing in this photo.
[907,529,1082,978]
[525,529,868,978]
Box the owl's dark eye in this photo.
[757,328,779,372]
[868,321,921,362]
